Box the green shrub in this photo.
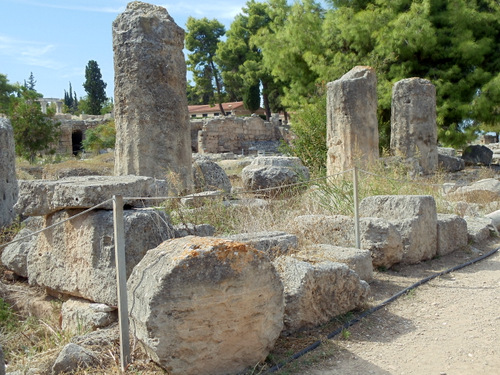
[280,97,327,176]
[82,120,116,154]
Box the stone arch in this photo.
[72,130,83,155]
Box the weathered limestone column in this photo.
[55,101,63,114]
[391,78,437,174]
[0,117,18,227]
[113,1,192,190]
[327,66,379,175]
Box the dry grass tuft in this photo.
[3,152,500,374]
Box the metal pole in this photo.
[113,195,130,371]
[353,167,361,249]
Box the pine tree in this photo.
[83,60,107,115]
[24,72,36,91]
[185,17,227,115]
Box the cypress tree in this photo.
[83,60,107,115]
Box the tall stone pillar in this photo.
[113,1,192,191]
[326,66,379,175]
[39,100,48,114]
[0,117,18,227]
[390,78,437,174]
[56,101,63,114]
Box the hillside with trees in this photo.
[185,0,500,153]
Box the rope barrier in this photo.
[357,168,458,188]
[264,246,500,373]
[123,169,354,202]
[0,164,472,250]
[0,198,114,249]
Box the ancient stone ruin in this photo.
[326,66,379,174]
[55,114,112,155]
[0,117,18,228]
[391,78,438,174]
[127,236,284,375]
[8,176,174,306]
[112,1,192,189]
[196,115,282,154]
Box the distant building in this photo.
[188,101,265,119]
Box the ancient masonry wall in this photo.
[195,115,282,154]
[55,114,112,154]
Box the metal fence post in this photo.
[353,167,361,249]
[113,195,130,371]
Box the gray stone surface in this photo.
[127,236,284,375]
[438,147,457,157]
[464,216,498,243]
[359,217,404,268]
[326,66,379,174]
[292,215,403,268]
[1,217,43,278]
[437,214,468,256]
[292,214,354,245]
[173,223,215,238]
[241,156,310,195]
[15,175,168,216]
[461,144,493,166]
[485,209,500,230]
[180,190,223,208]
[447,178,500,203]
[113,2,192,190]
[391,78,437,174]
[360,195,438,264]
[192,157,231,193]
[197,115,280,154]
[0,117,18,228]
[61,298,117,334]
[297,244,374,282]
[71,325,119,347]
[225,231,298,260]
[52,343,98,375]
[273,256,369,334]
[28,208,175,305]
[438,153,465,172]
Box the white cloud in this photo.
[60,67,85,79]
[162,1,245,21]
[0,34,64,70]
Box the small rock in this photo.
[52,343,98,374]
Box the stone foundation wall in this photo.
[195,115,282,154]
[55,114,112,154]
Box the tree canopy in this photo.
[9,88,60,163]
[83,60,107,115]
[64,82,79,114]
[185,17,227,114]
[185,0,500,149]
[0,74,18,114]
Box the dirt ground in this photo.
[278,240,500,375]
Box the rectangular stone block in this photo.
[28,208,175,305]
[360,195,437,264]
[15,175,168,216]
[437,214,468,256]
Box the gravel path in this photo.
[286,242,500,375]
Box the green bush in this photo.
[281,97,327,176]
[82,120,116,154]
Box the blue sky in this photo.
[1,0,247,99]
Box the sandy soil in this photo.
[278,240,500,375]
